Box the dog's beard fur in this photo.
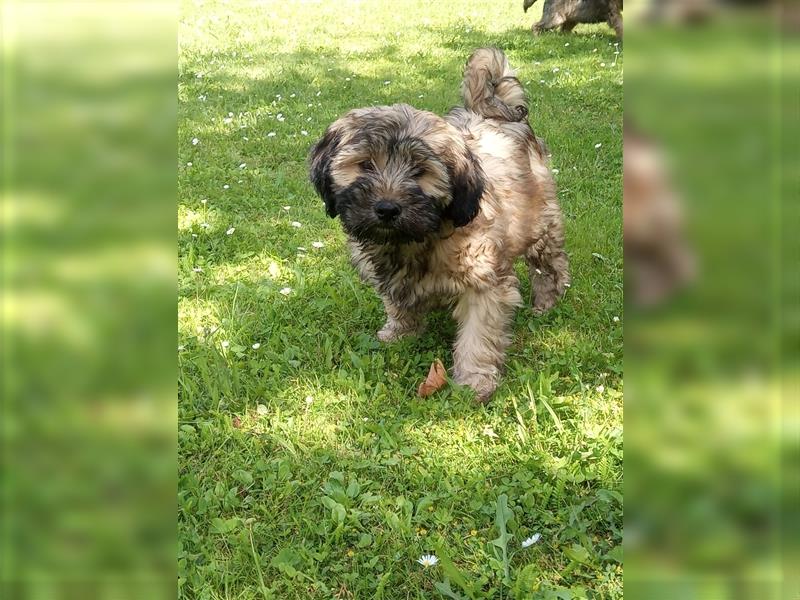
[337,179,443,244]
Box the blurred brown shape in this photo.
[624,124,696,307]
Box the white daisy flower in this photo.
[290,93,296,98]
[228,112,234,117]
[224,117,232,124]
[223,184,230,189]
[201,199,207,204]
[226,227,235,235]
[251,342,261,349]
[307,117,312,122]
[291,221,302,228]
[267,132,276,137]
[552,67,560,73]
[276,113,285,122]
[191,137,199,145]
[256,404,268,415]
[282,206,291,211]
[316,91,321,96]
[198,94,207,101]
[312,241,324,248]
[192,267,203,273]
[345,77,351,81]
[301,130,308,136]
[384,80,391,85]
[279,287,292,296]
[297,247,307,252]
[305,395,314,405]
[521,533,541,548]
[239,163,246,169]
[601,62,606,67]
[191,233,198,238]
[595,143,602,148]
[187,162,193,166]
[596,385,605,393]
[552,168,560,174]
[221,340,230,348]
[418,94,424,98]
[417,554,439,567]
[565,42,570,46]
[178,345,185,351]
[613,316,620,323]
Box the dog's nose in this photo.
[374,200,401,222]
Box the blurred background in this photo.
[1,2,176,599]
[0,0,796,599]
[624,0,797,598]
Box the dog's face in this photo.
[309,104,485,244]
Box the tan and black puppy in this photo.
[309,48,570,401]
[524,0,623,38]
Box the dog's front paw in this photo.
[453,370,498,403]
[377,320,423,343]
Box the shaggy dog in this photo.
[309,48,570,401]
[523,0,623,38]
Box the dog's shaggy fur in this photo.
[524,0,623,38]
[309,48,570,401]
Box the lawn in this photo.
[178,1,622,599]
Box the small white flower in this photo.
[307,103,313,108]
[384,80,391,85]
[267,132,276,137]
[297,247,307,252]
[535,268,542,275]
[301,130,308,136]
[311,241,324,249]
[178,345,185,351]
[596,385,605,393]
[305,395,313,405]
[279,287,292,296]
[613,316,620,323]
[226,227,235,235]
[306,117,312,122]
[593,48,598,53]
[595,143,602,149]
[237,179,243,184]
[186,162,193,166]
[239,163,246,169]
[482,426,498,439]
[221,340,230,348]
[417,554,439,567]
[552,168,560,174]
[223,184,230,189]
[224,117,232,124]
[191,233,198,238]
[243,136,249,141]
[251,342,261,350]
[521,533,541,548]
[290,93,296,98]
[282,206,291,211]
[564,283,571,288]
[601,62,606,67]
[291,221,302,228]
[418,94,424,98]
[256,404,268,415]
[276,113,285,122]
[540,80,546,84]
[345,77,351,81]
[198,94,207,101]
[191,137,199,145]
[565,42,570,46]
[552,67,560,73]
[316,91,322,96]
[228,112,234,117]
[201,199,207,204]
[192,267,203,273]
[275,94,281,99]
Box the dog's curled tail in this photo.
[461,47,528,122]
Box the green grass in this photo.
[178,1,622,598]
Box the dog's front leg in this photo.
[377,297,425,342]
[452,282,523,402]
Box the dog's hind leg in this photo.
[377,297,426,342]
[525,217,570,315]
[452,278,523,402]
[608,1,623,38]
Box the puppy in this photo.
[309,48,570,401]
[524,0,623,38]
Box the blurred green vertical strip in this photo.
[780,9,800,600]
[625,4,786,600]
[1,2,177,599]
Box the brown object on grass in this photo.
[417,359,447,397]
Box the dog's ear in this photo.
[444,146,485,227]
[309,123,343,218]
